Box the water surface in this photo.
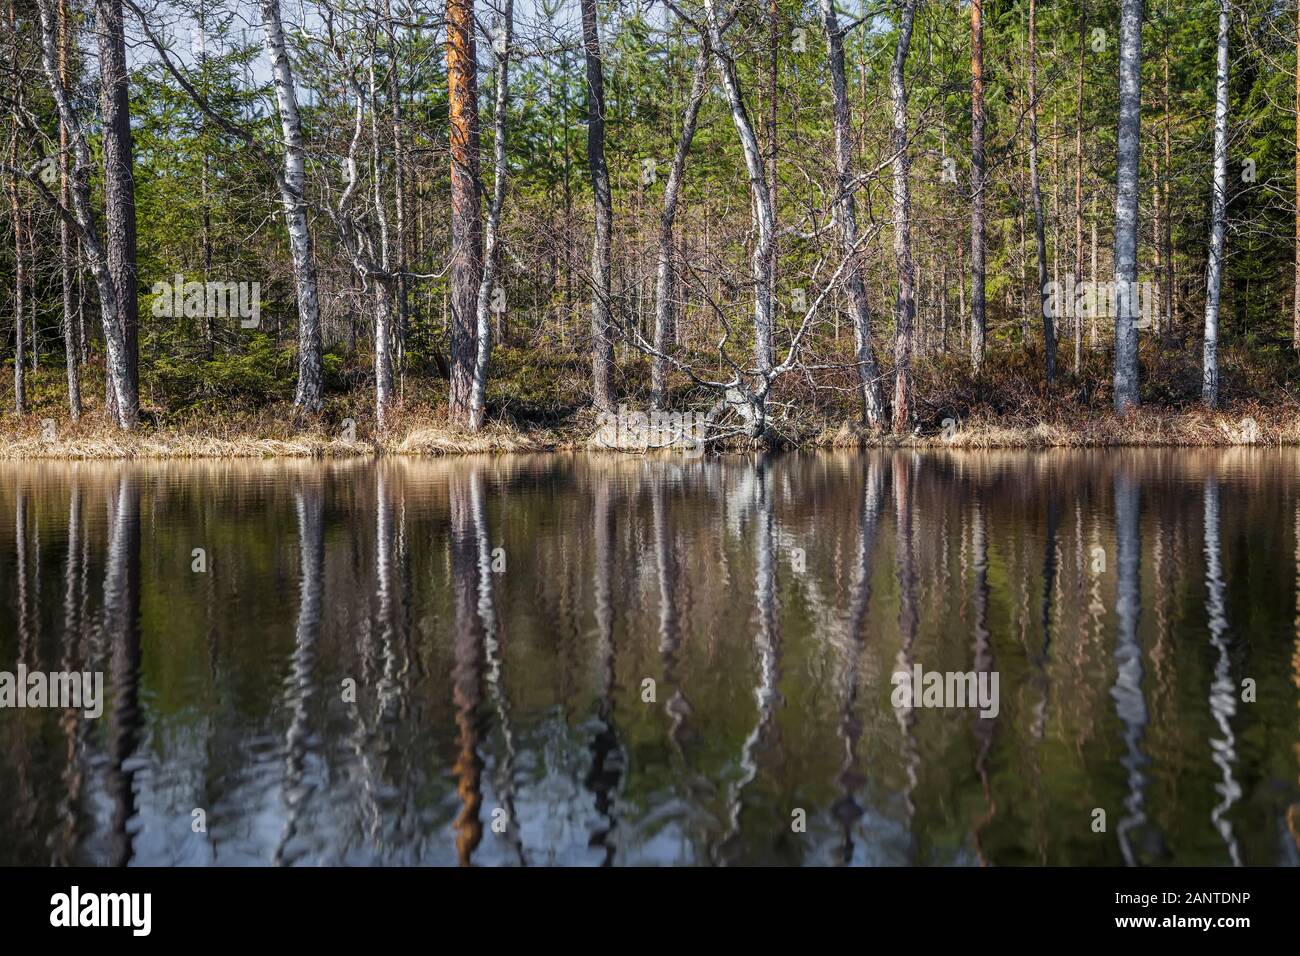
[2,450,1298,866]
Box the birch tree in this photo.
[822,0,886,430]
[470,0,514,431]
[1202,0,1229,408]
[1113,0,1143,412]
[890,0,919,434]
[970,0,986,373]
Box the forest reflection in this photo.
[1,449,1299,866]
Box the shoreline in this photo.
[1,404,1297,459]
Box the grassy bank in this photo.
[4,339,1300,458]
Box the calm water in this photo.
[1,450,1299,866]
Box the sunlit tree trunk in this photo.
[471,0,514,431]
[970,0,987,373]
[1028,0,1053,384]
[581,0,615,412]
[447,0,482,426]
[652,43,708,410]
[1113,0,1143,412]
[59,0,80,420]
[823,0,886,430]
[890,0,919,434]
[259,0,324,414]
[1201,0,1229,407]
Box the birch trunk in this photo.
[59,0,80,420]
[890,0,919,434]
[970,0,987,373]
[651,43,708,410]
[1202,0,1229,407]
[259,0,324,414]
[822,0,886,430]
[1113,0,1144,412]
[704,0,775,436]
[470,0,513,431]
[1028,0,1054,384]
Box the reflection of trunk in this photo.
[96,0,139,427]
[581,0,615,412]
[969,0,986,373]
[892,453,920,840]
[1027,0,1054,384]
[55,481,84,865]
[446,0,482,425]
[449,471,483,864]
[470,466,525,864]
[1113,0,1143,411]
[717,457,781,863]
[1202,478,1241,864]
[890,1,918,433]
[651,45,708,410]
[821,0,885,429]
[275,480,324,865]
[104,475,142,867]
[259,0,324,413]
[834,455,885,862]
[586,476,621,863]
[470,1,514,431]
[1112,467,1155,864]
[1201,0,1229,408]
[971,498,997,864]
[651,472,688,741]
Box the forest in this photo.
[4,0,1300,453]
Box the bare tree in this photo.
[581,0,615,412]
[651,38,708,410]
[822,0,886,430]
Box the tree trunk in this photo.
[1074,0,1086,373]
[470,0,513,431]
[97,0,139,428]
[970,0,986,373]
[1202,0,1229,408]
[1113,0,1143,412]
[447,0,482,425]
[1028,0,1054,384]
[651,42,708,410]
[259,0,324,414]
[823,0,886,430]
[704,0,776,436]
[890,0,919,434]
[581,0,615,412]
[58,0,80,420]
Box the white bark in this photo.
[1202,0,1229,408]
[1113,0,1144,411]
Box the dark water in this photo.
[1,450,1299,866]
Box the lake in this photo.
[1,450,1298,866]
